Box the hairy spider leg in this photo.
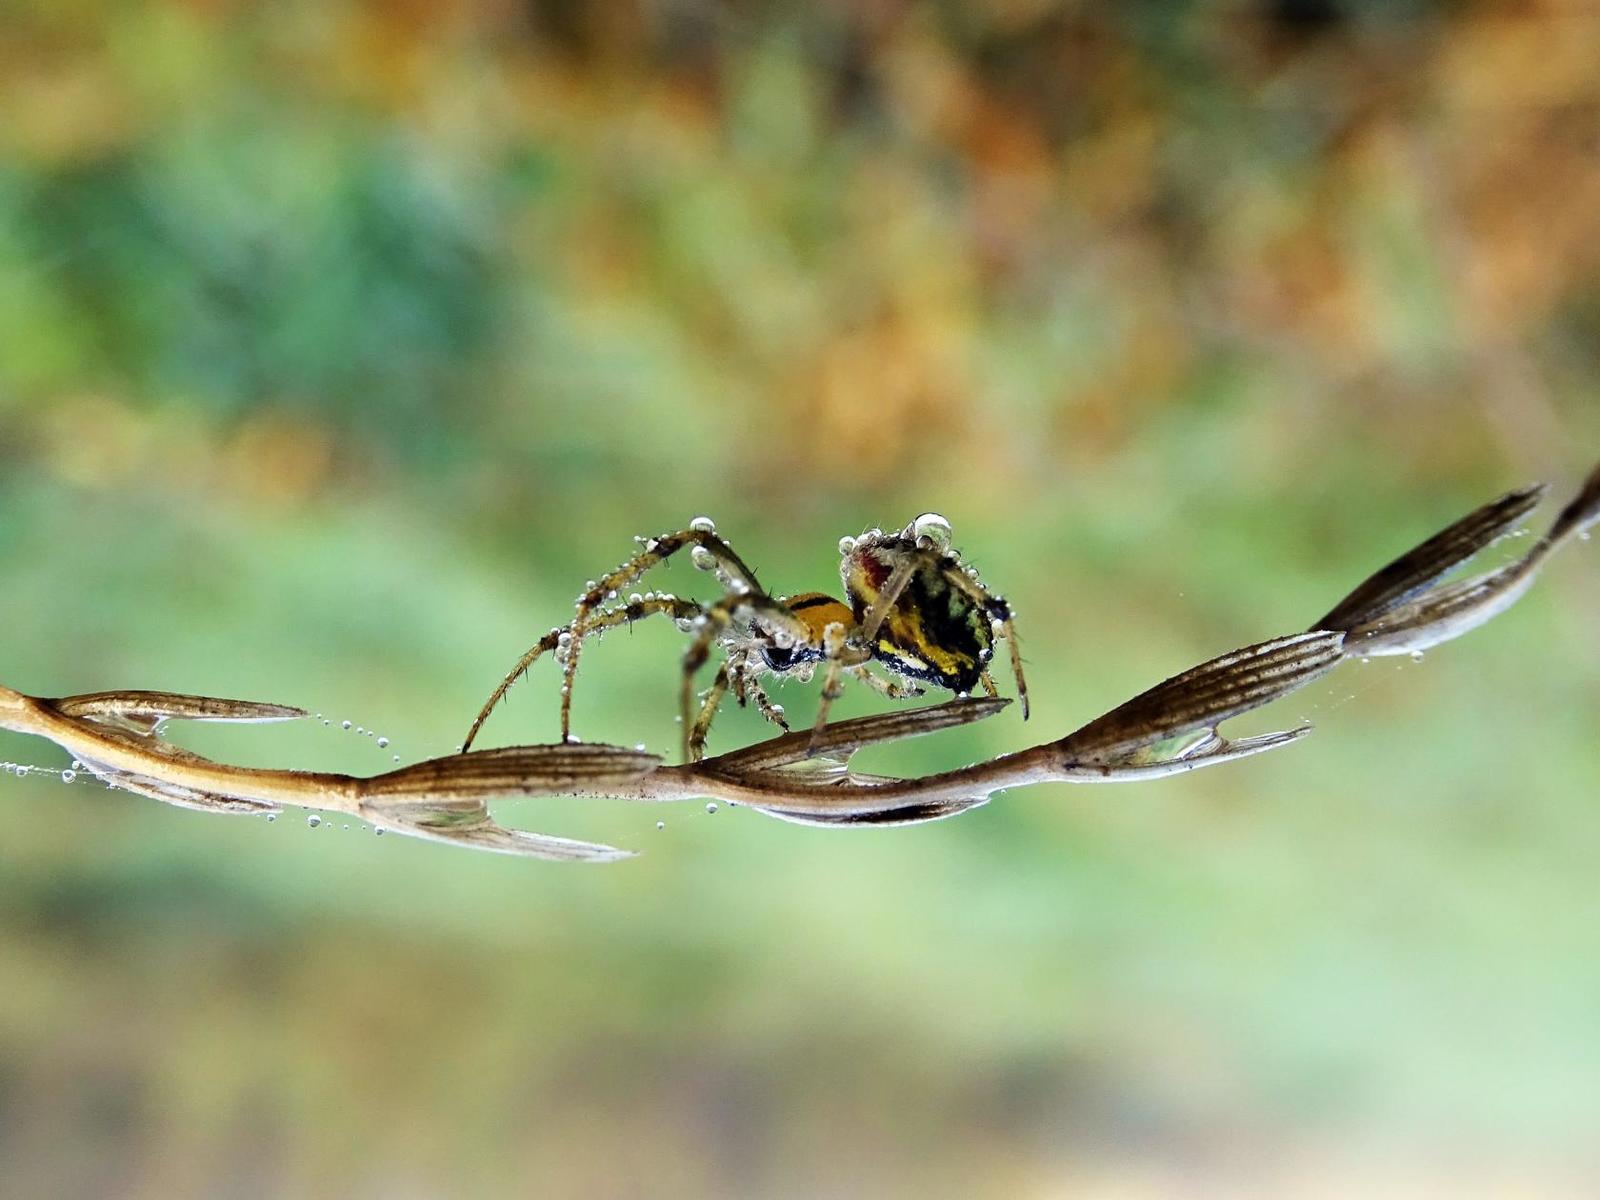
[561,528,764,741]
[900,548,1029,718]
[849,665,925,701]
[858,554,920,643]
[463,594,705,751]
[743,671,791,731]
[808,620,875,743]
[689,657,737,762]
[679,592,813,763]
[691,655,794,760]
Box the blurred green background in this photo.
[3,1,1600,1195]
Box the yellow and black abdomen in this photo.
[843,545,994,694]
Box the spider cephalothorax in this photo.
[461,513,1027,762]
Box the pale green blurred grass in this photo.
[3,2,1600,1196]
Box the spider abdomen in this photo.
[845,541,994,694]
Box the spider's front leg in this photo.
[679,593,809,763]
[463,594,704,751]
[809,622,874,744]
[688,658,736,763]
[561,525,762,741]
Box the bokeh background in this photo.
[3,1,1600,1196]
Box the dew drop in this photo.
[629,592,643,605]
[341,720,352,730]
[691,545,717,571]
[60,769,76,783]
[307,814,322,828]
[656,821,665,830]
[266,813,277,823]
[375,827,386,836]
[377,737,389,748]
[690,515,716,533]
[706,802,718,814]
[1410,650,1425,663]
[909,512,954,550]
[838,535,856,554]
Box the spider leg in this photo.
[680,593,811,762]
[858,555,920,643]
[463,594,705,751]
[809,621,872,742]
[743,673,791,732]
[688,658,735,762]
[978,672,1000,699]
[849,665,925,701]
[562,527,763,741]
[929,559,1030,719]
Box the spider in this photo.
[461,513,1029,761]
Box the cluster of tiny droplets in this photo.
[312,711,399,763]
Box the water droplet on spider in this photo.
[374,827,385,836]
[71,759,83,771]
[690,515,716,533]
[838,535,856,554]
[691,546,717,571]
[629,592,643,605]
[341,720,352,730]
[265,813,277,823]
[377,737,389,748]
[307,814,322,828]
[1410,650,1425,663]
[60,769,76,783]
[706,802,718,814]
[910,513,954,550]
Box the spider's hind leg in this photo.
[981,593,1029,718]
[849,665,925,702]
